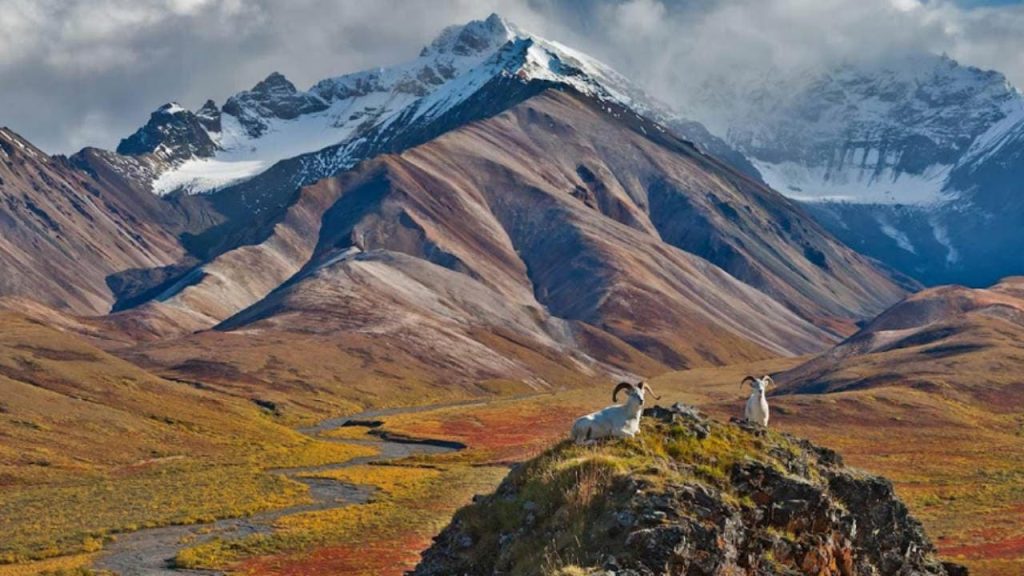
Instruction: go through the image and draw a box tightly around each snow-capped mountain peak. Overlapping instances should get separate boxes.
[113,13,718,197]
[157,102,188,116]
[684,52,1023,206]
[221,72,329,138]
[678,51,1024,287]
[420,12,517,58]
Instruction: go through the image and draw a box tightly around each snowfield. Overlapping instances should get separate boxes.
[755,158,954,205]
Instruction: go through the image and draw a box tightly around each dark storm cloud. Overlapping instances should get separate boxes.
[1,0,1022,153]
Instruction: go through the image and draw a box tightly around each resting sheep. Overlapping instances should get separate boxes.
[741,375,772,427]
[570,381,660,443]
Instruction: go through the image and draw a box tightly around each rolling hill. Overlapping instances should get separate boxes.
[776,276,1024,408]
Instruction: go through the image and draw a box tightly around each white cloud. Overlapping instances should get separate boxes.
[0,0,1021,153]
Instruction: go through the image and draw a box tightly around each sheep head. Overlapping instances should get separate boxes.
[613,381,661,404]
[741,375,772,394]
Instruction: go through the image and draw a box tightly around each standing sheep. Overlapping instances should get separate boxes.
[741,375,772,427]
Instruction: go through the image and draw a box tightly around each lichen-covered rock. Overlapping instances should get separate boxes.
[412,405,964,576]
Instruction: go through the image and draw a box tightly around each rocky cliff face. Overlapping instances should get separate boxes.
[413,405,964,576]
[117,102,221,161]
[222,72,330,138]
[687,54,1019,206]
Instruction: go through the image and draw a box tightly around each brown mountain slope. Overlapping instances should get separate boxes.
[116,89,911,391]
[0,310,320,479]
[215,143,828,368]
[404,89,911,333]
[480,91,913,335]
[107,166,356,340]
[154,89,907,336]
[776,276,1024,409]
[0,128,187,315]
[139,91,851,371]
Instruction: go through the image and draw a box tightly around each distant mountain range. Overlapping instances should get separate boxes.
[0,14,911,390]
[682,53,1024,286]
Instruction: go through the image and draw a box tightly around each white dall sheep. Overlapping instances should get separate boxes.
[741,375,772,427]
[570,381,660,443]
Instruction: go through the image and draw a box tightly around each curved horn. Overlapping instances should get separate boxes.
[613,382,633,403]
[740,376,757,390]
[642,381,662,400]
[762,375,775,388]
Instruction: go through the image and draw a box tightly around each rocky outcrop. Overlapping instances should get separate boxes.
[413,405,964,576]
[116,102,220,161]
[222,72,329,138]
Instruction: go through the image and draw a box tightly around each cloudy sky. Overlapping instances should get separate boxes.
[2,0,1023,153]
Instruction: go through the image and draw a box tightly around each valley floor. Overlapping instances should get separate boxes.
[2,358,1022,576]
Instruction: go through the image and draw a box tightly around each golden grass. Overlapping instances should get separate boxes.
[5,462,255,562]
[0,427,374,563]
[0,434,376,562]
[254,437,377,469]
[3,301,1021,575]
[0,312,380,565]
[0,554,97,576]
[175,463,507,574]
[298,464,442,497]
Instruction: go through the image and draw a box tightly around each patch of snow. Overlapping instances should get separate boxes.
[876,216,916,254]
[929,217,959,265]
[159,102,187,115]
[755,158,953,205]
[959,98,1024,169]
[315,247,364,272]
[152,157,270,195]
[8,133,40,160]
